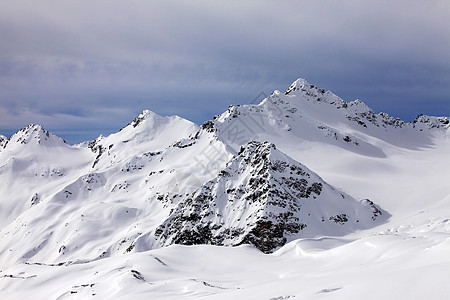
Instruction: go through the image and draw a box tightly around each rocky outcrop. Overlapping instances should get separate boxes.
[153,141,387,253]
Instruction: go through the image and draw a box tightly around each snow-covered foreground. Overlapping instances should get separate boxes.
[2,227,449,299]
[1,78,449,299]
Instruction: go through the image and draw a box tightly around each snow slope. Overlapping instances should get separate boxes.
[1,78,449,299]
[0,112,232,270]
[154,141,386,253]
[0,125,94,228]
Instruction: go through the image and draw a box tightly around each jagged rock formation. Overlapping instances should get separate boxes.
[154,141,387,253]
[0,134,7,150]
[413,114,450,129]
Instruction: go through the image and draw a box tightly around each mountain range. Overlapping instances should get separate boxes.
[1,78,449,299]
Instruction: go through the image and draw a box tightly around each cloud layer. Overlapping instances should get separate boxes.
[1,0,450,143]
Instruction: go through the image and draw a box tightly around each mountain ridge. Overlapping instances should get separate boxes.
[1,77,449,299]
[1,78,448,150]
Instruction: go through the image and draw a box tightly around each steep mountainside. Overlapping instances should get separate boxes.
[0,78,449,299]
[0,125,93,228]
[0,113,230,268]
[154,141,386,253]
[211,78,449,158]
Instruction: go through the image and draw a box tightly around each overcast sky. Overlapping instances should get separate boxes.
[1,0,450,144]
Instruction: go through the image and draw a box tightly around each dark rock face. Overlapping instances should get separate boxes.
[130,111,149,128]
[201,120,215,133]
[330,214,349,224]
[413,115,450,129]
[0,135,8,149]
[88,140,105,168]
[153,141,386,253]
[240,220,286,253]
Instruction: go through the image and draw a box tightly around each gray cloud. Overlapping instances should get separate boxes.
[1,0,449,143]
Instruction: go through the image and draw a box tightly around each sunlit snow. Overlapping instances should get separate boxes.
[1,78,449,299]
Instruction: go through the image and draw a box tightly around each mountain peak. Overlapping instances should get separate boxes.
[283,78,331,102]
[347,99,374,113]
[5,124,66,149]
[154,140,387,253]
[116,109,198,140]
[292,77,310,87]
[284,78,310,95]
[122,109,192,132]
[88,109,199,169]
[128,109,161,128]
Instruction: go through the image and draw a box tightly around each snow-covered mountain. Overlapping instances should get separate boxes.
[0,124,93,229]
[154,141,386,253]
[86,109,201,168]
[212,78,448,157]
[1,78,449,299]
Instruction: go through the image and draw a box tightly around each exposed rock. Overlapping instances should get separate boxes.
[154,141,387,253]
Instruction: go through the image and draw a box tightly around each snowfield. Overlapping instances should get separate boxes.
[1,78,449,299]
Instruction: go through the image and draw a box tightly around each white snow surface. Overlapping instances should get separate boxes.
[1,78,449,299]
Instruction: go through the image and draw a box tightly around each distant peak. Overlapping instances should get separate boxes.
[122,110,192,133]
[7,124,66,147]
[18,124,49,136]
[138,109,159,119]
[25,123,44,131]
[284,78,327,96]
[292,77,310,87]
[128,109,161,129]
[140,109,155,117]
[284,78,309,95]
